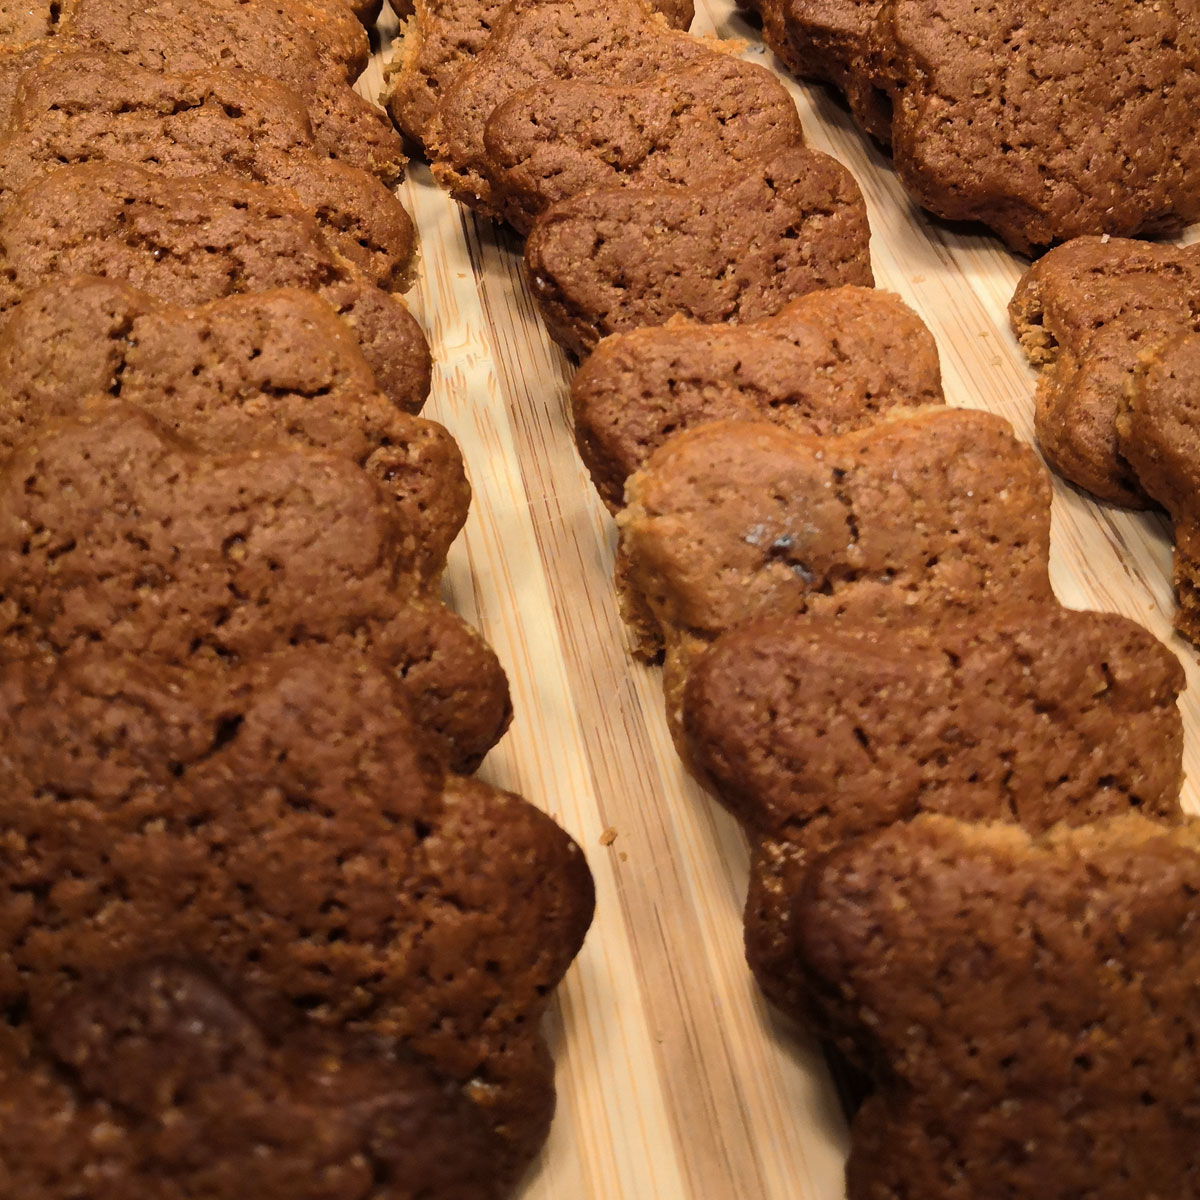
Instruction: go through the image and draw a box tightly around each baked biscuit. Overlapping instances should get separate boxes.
[617,408,1052,733]
[1010,237,1200,507]
[798,814,1200,1199]
[480,55,804,232]
[0,277,461,571]
[0,644,593,1181]
[426,0,719,211]
[684,605,1184,1023]
[385,0,695,150]
[1,960,503,1199]
[0,0,58,42]
[0,163,431,415]
[571,286,942,510]
[0,54,417,290]
[525,144,872,358]
[870,0,1200,252]
[0,405,510,771]
[1117,332,1200,645]
[2,0,403,182]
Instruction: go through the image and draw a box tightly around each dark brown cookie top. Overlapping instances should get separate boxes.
[0,163,431,414]
[571,286,942,510]
[0,405,509,770]
[525,144,872,358]
[0,276,463,573]
[0,645,593,1181]
[9,0,404,182]
[0,959,505,1200]
[617,409,1052,730]
[871,0,1200,252]
[0,54,417,290]
[686,605,1184,1027]
[482,54,805,232]
[0,0,58,42]
[426,0,718,211]
[1010,237,1200,507]
[798,813,1200,1200]
[385,0,695,150]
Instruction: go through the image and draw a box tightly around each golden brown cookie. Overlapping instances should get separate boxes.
[0,405,509,771]
[571,286,941,510]
[1010,237,1200,507]
[481,54,805,232]
[525,144,872,358]
[0,643,593,1184]
[385,0,695,150]
[0,54,417,290]
[684,605,1184,1025]
[0,163,431,415]
[617,408,1052,736]
[799,814,1200,1199]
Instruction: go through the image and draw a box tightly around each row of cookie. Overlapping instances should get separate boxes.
[386,0,873,357]
[1011,236,1200,647]
[746,0,1200,253]
[574,286,1198,1192]
[0,0,593,1194]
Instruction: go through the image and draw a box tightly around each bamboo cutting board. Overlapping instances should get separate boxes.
[358,7,1200,1197]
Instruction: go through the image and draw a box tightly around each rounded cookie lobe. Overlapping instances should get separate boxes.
[525,144,873,358]
[570,286,942,510]
[0,163,431,414]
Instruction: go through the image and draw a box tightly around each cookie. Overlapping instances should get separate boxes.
[616,408,1052,733]
[1117,332,1200,645]
[385,0,695,150]
[683,604,1184,1023]
[4,0,404,182]
[1010,236,1200,507]
[571,286,942,510]
[0,405,510,771]
[0,0,58,42]
[0,643,593,1181]
[425,0,720,211]
[867,0,1200,252]
[0,163,431,416]
[525,144,872,358]
[479,54,804,233]
[0,54,417,290]
[0,277,461,572]
[0,959,504,1199]
[798,813,1200,1199]
[756,0,892,141]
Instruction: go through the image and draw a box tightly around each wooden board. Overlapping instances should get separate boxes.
[358,7,1200,1197]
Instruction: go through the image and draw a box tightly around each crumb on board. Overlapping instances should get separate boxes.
[599,827,618,846]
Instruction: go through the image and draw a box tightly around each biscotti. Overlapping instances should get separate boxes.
[616,408,1052,732]
[798,814,1200,1199]
[0,54,417,289]
[525,144,872,357]
[0,642,593,1184]
[0,163,431,414]
[0,405,510,771]
[0,277,461,572]
[1010,236,1200,506]
[386,0,696,149]
[426,0,720,212]
[1,0,403,181]
[480,54,805,232]
[684,605,1184,1025]
[571,286,942,510]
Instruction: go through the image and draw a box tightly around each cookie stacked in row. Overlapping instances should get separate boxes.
[597,294,1200,1189]
[1011,236,1200,648]
[0,2,593,1195]
[386,0,873,356]
[747,0,1200,252]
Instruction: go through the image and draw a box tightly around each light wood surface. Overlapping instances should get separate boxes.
[359,7,1200,1197]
